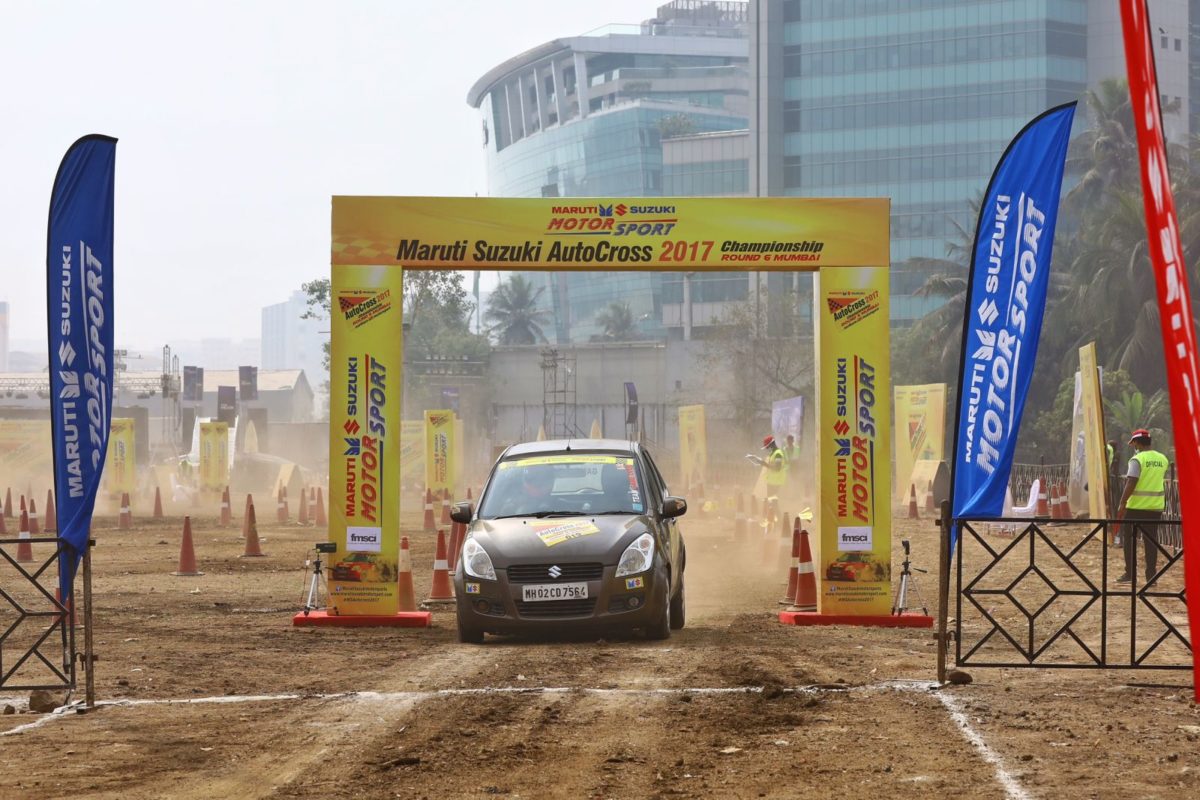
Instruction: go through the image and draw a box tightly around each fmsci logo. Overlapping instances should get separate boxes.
[346,526,382,553]
[837,526,873,552]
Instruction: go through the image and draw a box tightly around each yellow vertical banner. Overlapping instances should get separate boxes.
[198,421,229,492]
[400,420,425,492]
[892,384,946,504]
[105,418,136,496]
[677,405,707,492]
[328,263,403,616]
[425,410,455,496]
[453,415,464,497]
[815,267,892,616]
[1079,343,1109,518]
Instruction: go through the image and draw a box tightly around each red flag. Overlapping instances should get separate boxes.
[1121,0,1200,698]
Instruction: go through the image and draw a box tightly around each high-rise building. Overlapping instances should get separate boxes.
[750,0,1195,324]
[468,0,753,342]
[261,290,325,389]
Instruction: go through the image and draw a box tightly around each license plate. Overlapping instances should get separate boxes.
[521,582,589,602]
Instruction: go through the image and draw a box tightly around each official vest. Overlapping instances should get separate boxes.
[1128,449,1167,511]
[1106,444,1114,470]
[765,448,789,487]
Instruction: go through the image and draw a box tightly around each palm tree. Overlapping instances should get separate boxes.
[486,274,552,345]
[1107,389,1170,445]
[594,301,639,341]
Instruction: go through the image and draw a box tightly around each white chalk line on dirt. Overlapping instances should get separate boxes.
[935,691,1033,800]
[0,678,1036,799]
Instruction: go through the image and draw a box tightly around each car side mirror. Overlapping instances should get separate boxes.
[661,496,687,518]
[450,501,474,524]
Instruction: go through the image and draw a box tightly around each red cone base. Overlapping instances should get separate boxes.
[778,611,933,628]
[292,609,431,627]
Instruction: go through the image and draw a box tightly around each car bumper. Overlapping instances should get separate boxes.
[453,562,668,635]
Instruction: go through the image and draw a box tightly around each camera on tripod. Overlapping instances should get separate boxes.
[314,541,337,554]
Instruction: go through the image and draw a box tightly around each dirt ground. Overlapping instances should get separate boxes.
[0,501,1196,799]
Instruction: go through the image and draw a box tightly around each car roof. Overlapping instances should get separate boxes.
[502,438,640,458]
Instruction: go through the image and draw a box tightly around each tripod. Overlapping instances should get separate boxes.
[301,543,335,616]
[891,539,929,616]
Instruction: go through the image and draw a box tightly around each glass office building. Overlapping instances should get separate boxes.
[468,1,752,343]
[751,0,1194,325]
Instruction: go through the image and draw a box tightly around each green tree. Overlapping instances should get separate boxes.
[594,301,639,341]
[486,274,552,345]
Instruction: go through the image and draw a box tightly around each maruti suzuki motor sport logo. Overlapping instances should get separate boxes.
[343,353,388,524]
[546,204,678,237]
[833,355,878,524]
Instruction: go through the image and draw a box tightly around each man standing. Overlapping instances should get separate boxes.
[1117,429,1169,583]
[749,434,789,501]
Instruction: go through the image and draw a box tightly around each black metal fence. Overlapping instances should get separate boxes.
[0,536,76,691]
[955,517,1190,670]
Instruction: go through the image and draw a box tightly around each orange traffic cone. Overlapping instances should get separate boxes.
[1049,482,1062,520]
[298,485,310,525]
[397,536,417,612]
[789,528,818,612]
[907,484,920,519]
[314,487,327,527]
[3,487,11,518]
[28,497,40,536]
[217,486,229,527]
[242,493,253,538]
[152,486,164,519]
[242,501,266,557]
[1060,482,1074,519]
[55,587,75,627]
[171,516,204,576]
[16,508,33,563]
[282,486,290,521]
[119,492,132,530]
[440,489,451,525]
[276,486,287,524]
[422,488,436,532]
[0,507,7,535]
[44,490,56,533]
[734,493,746,542]
[1035,477,1050,518]
[782,520,800,605]
[924,480,936,513]
[425,529,454,603]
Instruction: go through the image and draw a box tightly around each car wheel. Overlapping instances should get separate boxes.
[669,573,685,630]
[645,580,671,641]
[456,616,485,644]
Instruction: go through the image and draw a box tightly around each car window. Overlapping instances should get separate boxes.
[640,449,670,501]
[478,453,646,519]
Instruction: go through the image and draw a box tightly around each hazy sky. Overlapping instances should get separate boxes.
[1,0,658,350]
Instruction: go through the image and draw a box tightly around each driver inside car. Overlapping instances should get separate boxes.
[521,465,555,499]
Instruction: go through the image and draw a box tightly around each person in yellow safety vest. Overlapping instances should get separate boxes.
[1116,429,1168,583]
[760,434,789,490]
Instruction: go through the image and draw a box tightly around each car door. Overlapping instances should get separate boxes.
[640,449,681,573]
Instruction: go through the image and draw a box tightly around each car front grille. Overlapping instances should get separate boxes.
[515,598,597,618]
[506,563,605,583]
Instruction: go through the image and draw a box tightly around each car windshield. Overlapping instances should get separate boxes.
[839,553,867,563]
[478,453,645,520]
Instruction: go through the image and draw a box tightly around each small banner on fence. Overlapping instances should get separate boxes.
[893,384,945,504]
[678,405,707,494]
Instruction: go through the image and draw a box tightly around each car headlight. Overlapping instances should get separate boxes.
[462,538,496,581]
[615,532,655,577]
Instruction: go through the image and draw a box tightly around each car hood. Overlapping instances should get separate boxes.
[468,515,652,566]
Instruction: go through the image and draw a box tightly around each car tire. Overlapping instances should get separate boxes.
[645,580,671,641]
[669,573,685,630]
[456,617,485,644]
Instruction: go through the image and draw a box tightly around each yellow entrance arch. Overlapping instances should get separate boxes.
[329,197,891,619]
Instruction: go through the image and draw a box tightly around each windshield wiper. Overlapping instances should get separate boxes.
[588,510,635,515]
[487,511,580,520]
